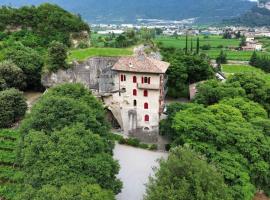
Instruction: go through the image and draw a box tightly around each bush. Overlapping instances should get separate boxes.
[0,88,27,128]
[201,44,211,50]
[47,41,68,72]
[0,60,26,90]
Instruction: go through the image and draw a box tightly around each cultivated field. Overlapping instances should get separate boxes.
[221,64,264,74]
[155,35,270,61]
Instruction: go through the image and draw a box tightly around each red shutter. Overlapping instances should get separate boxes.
[148,77,151,84]
[133,89,137,96]
[141,77,144,84]
[121,75,123,82]
[144,103,148,109]
[145,115,149,122]
[144,90,148,97]
[124,75,126,81]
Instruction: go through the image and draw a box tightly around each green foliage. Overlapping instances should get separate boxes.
[20,83,109,137]
[4,45,44,90]
[0,4,90,46]
[166,100,270,199]
[0,88,27,128]
[161,47,214,98]
[249,51,270,73]
[0,60,26,90]
[16,183,115,200]
[20,124,122,194]
[194,79,245,105]
[145,147,233,200]
[216,50,228,65]
[47,41,68,72]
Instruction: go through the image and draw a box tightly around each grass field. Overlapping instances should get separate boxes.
[155,35,270,61]
[221,64,264,74]
[68,47,133,62]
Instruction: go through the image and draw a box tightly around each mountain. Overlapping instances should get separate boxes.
[0,0,256,24]
[227,0,270,26]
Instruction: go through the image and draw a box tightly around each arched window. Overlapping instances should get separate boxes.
[144,103,148,109]
[144,90,148,97]
[133,100,137,106]
[133,76,137,83]
[145,115,149,122]
[133,89,137,96]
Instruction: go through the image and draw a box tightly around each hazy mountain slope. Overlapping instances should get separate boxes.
[0,0,256,24]
[227,0,270,26]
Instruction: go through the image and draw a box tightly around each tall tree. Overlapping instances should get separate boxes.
[196,37,200,54]
[145,147,233,200]
[185,32,188,54]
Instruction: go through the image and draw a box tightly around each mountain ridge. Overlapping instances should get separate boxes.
[0,0,255,24]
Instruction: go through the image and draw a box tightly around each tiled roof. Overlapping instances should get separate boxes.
[112,54,170,74]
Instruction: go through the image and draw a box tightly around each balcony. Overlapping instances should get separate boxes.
[137,83,160,90]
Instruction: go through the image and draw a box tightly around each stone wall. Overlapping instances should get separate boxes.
[42,57,119,93]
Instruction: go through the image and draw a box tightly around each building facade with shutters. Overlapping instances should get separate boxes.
[103,54,169,142]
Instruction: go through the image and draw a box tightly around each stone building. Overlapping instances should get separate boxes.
[103,53,170,142]
[42,54,170,143]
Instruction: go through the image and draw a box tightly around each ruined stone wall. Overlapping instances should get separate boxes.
[42,57,119,93]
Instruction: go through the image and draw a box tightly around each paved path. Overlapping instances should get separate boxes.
[114,144,168,200]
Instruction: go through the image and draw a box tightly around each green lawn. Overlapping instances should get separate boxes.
[221,64,264,74]
[68,47,133,62]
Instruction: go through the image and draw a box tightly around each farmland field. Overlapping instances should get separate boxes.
[68,47,133,62]
[155,35,270,61]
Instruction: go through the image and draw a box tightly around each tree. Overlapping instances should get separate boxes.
[5,45,44,90]
[216,50,227,65]
[240,36,247,47]
[0,88,27,128]
[47,41,68,72]
[17,183,115,200]
[194,79,245,105]
[249,51,257,66]
[185,32,188,54]
[0,60,26,90]
[196,37,200,54]
[20,125,122,194]
[145,147,233,200]
[0,78,7,91]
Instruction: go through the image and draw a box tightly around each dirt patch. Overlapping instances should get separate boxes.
[23,91,43,110]
[254,192,270,200]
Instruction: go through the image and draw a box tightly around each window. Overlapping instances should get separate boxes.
[144,77,148,84]
[120,74,126,82]
[141,77,144,84]
[133,100,137,106]
[133,89,137,96]
[133,76,137,83]
[144,103,149,109]
[148,77,151,84]
[144,90,148,97]
[145,115,149,122]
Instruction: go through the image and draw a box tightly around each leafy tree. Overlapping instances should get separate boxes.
[0,60,26,90]
[194,79,245,105]
[0,78,7,91]
[0,88,27,128]
[249,51,257,66]
[161,48,214,98]
[145,147,233,200]
[17,183,115,200]
[5,45,44,90]
[20,125,122,194]
[216,50,227,65]
[168,102,270,199]
[47,41,68,72]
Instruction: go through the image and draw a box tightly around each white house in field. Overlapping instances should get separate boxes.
[103,53,169,142]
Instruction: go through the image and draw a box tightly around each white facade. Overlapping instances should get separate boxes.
[106,72,166,135]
